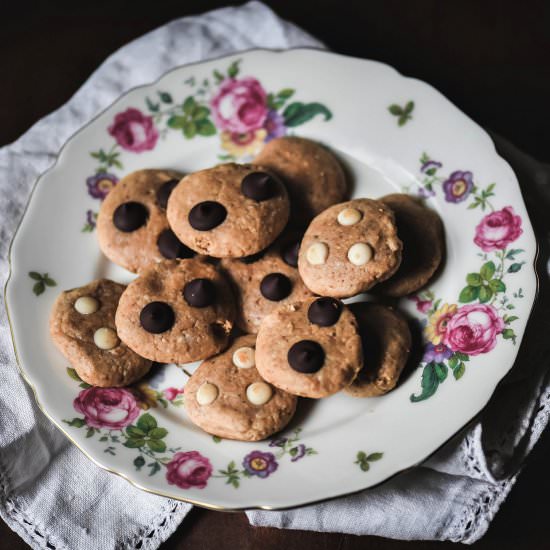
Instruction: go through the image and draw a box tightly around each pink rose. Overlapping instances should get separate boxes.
[73,387,140,429]
[443,304,504,356]
[164,387,184,401]
[108,108,159,152]
[409,295,432,314]
[474,206,522,252]
[166,451,212,489]
[211,77,268,134]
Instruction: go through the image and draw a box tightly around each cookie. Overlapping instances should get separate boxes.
[97,169,195,273]
[344,302,411,397]
[50,279,152,387]
[221,233,314,333]
[166,163,289,258]
[184,335,297,441]
[255,297,362,398]
[115,259,235,364]
[298,199,402,298]
[374,193,445,297]
[253,136,348,223]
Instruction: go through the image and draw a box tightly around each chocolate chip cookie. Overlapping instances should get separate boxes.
[50,279,152,387]
[254,136,348,224]
[184,334,297,441]
[115,259,235,364]
[298,199,402,298]
[374,193,445,297]
[221,232,313,333]
[97,169,194,273]
[345,302,411,397]
[166,163,289,258]
[255,297,362,398]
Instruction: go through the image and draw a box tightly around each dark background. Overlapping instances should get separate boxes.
[2,1,550,548]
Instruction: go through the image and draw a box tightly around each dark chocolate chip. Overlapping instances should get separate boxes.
[307,297,343,327]
[156,179,179,209]
[157,229,195,259]
[241,172,278,201]
[140,302,175,334]
[239,250,266,264]
[183,278,216,308]
[281,240,301,267]
[188,201,227,231]
[260,273,292,301]
[113,202,148,232]
[287,340,325,373]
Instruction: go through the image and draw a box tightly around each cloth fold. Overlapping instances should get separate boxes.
[1,2,548,548]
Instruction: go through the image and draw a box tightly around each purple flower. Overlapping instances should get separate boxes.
[442,171,474,203]
[85,210,97,229]
[423,343,453,363]
[268,437,287,448]
[86,172,118,200]
[421,160,442,174]
[263,109,286,142]
[290,444,306,462]
[417,186,436,199]
[242,451,278,478]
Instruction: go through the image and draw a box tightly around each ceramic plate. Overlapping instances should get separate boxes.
[5,49,537,510]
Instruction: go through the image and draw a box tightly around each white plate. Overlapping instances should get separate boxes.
[5,49,537,510]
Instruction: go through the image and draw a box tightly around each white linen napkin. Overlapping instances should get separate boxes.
[1,2,548,548]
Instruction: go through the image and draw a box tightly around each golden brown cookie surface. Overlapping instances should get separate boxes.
[184,335,297,441]
[50,279,152,387]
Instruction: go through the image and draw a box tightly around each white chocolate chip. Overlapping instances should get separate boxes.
[74,296,99,314]
[337,207,362,226]
[197,382,218,405]
[306,242,329,265]
[232,347,256,369]
[93,327,119,350]
[347,243,373,266]
[246,382,273,406]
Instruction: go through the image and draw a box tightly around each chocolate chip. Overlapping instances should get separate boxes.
[281,240,300,267]
[260,273,292,301]
[287,340,325,373]
[156,179,179,209]
[307,297,343,327]
[188,201,227,231]
[113,202,148,232]
[241,172,278,201]
[183,278,216,308]
[239,250,266,264]
[157,229,195,259]
[140,302,175,334]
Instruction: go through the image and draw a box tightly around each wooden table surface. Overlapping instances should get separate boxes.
[2,1,549,548]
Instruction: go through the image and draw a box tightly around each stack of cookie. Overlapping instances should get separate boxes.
[50,136,444,441]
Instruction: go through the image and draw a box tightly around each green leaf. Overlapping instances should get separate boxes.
[367,452,383,461]
[459,285,479,303]
[466,273,482,287]
[398,115,410,126]
[79,382,92,389]
[453,362,466,380]
[506,248,524,260]
[90,151,101,159]
[33,281,45,296]
[356,451,367,461]
[486,182,496,193]
[454,352,470,362]
[133,456,146,470]
[183,120,197,139]
[480,261,496,280]
[192,106,210,120]
[167,115,186,129]
[505,315,519,324]
[212,435,221,443]
[277,88,295,99]
[28,271,42,280]
[149,427,168,440]
[213,69,224,83]
[448,356,459,369]
[388,104,403,115]
[44,276,56,287]
[289,447,298,456]
[283,102,332,127]
[478,285,493,303]
[148,462,161,476]
[146,439,167,453]
[99,436,108,442]
[489,279,506,293]
[182,96,197,115]
[404,101,415,114]
[410,363,439,402]
[66,367,82,382]
[124,438,145,449]
[468,201,480,209]
[86,428,95,438]
[434,362,448,382]
[508,262,524,273]
[195,119,216,136]
[502,328,516,342]
[158,91,173,103]
[64,417,86,428]
[126,426,146,438]
[137,413,157,432]
[425,167,437,176]
[360,461,370,471]
[145,97,160,112]
[227,60,240,78]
